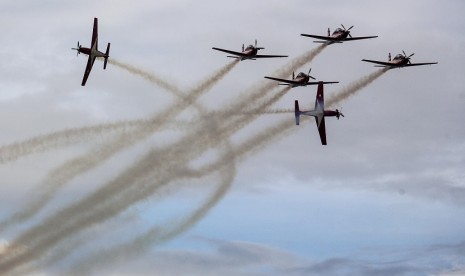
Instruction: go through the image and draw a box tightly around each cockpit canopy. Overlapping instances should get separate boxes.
[333,28,344,33]
[246,45,254,49]
[394,54,404,60]
[296,72,306,78]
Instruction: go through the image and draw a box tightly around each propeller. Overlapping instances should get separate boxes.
[327,27,330,36]
[402,50,415,63]
[341,24,354,38]
[336,108,344,120]
[71,41,81,56]
[242,44,244,52]
[341,24,354,31]
[292,71,295,80]
[308,68,316,80]
[255,39,265,50]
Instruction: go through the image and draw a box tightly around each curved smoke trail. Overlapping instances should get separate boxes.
[0,60,239,234]
[0,120,144,165]
[62,68,391,273]
[0,46,326,274]
[66,123,238,275]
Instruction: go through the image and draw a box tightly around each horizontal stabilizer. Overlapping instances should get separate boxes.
[103,43,110,69]
[294,100,300,125]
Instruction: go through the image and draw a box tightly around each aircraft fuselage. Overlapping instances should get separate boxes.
[330,30,349,40]
[240,46,259,59]
[389,58,409,66]
[77,43,107,58]
[291,76,310,87]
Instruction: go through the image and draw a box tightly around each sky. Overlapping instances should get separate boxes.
[0,0,464,275]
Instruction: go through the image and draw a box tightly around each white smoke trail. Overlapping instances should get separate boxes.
[0,86,290,274]
[0,47,325,273]
[62,68,391,273]
[327,68,389,107]
[0,60,239,235]
[108,59,183,97]
[66,142,237,275]
[0,57,224,166]
[242,108,294,115]
[0,120,144,165]
[0,58,243,273]
[242,68,389,115]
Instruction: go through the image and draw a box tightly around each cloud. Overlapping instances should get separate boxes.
[73,238,465,276]
[1,0,464,275]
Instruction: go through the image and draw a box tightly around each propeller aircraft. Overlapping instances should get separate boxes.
[72,17,110,86]
[295,82,344,145]
[301,24,377,45]
[212,40,287,61]
[264,68,339,88]
[362,51,438,68]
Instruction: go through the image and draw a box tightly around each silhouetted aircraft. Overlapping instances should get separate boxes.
[362,51,438,68]
[212,40,287,61]
[301,24,377,45]
[295,82,344,145]
[265,68,338,88]
[72,18,110,86]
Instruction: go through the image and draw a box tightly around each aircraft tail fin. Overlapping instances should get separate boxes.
[295,100,301,125]
[103,43,110,69]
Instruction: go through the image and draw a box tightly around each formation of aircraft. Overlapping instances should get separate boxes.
[72,18,110,86]
[362,51,438,68]
[301,24,378,45]
[71,20,437,146]
[212,40,288,61]
[264,68,339,88]
[295,82,343,145]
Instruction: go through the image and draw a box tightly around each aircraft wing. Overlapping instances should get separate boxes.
[361,59,394,67]
[402,62,438,67]
[81,56,96,86]
[264,76,298,85]
[254,54,288,59]
[307,81,339,85]
[212,47,247,57]
[315,117,327,145]
[300,34,339,42]
[343,35,378,41]
[92,18,98,49]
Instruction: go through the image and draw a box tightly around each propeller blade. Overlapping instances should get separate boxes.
[255,39,257,48]
[307,68,316,80]
[408,53,415,58]
[348,25,354,30]
[341,24,346,30]
[348,33,352,38]
[402,50,407,57]
[72,41,80,56]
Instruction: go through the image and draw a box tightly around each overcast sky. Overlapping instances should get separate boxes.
[1,0,465,275]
